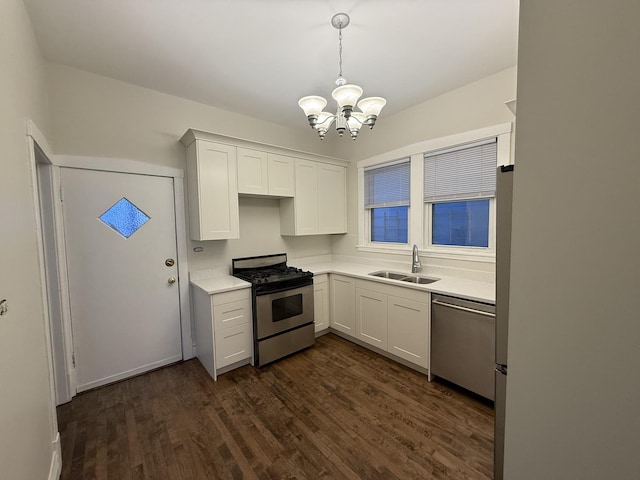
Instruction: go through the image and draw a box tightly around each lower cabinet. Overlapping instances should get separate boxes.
[354,279,430,369]
[313,274,330,333]
[330,274,356,335]
[387,295,429,368]
[355,288,388,350]
[192,286,252,380]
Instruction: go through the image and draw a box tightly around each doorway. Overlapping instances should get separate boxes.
[36,154,192,403]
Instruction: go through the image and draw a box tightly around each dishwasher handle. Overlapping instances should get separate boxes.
[432,299,496,318]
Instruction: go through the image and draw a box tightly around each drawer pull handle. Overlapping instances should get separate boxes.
[224,331,244,339]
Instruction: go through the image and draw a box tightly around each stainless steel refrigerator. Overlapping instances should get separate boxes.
[494,164,514,480]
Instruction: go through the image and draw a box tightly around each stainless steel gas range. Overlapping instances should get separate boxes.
[232,253,315,366]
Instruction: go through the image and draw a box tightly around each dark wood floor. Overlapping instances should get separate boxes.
[57,333,494,480]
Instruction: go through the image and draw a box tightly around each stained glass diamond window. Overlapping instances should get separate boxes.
[99,197,150,238]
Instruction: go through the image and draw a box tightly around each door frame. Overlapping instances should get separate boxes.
[29,121,193,403]
[26,120,63,478]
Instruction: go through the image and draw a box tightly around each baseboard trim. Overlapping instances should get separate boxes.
[328,328,429,376]
[48,432,62,480]
[76,354,183,392]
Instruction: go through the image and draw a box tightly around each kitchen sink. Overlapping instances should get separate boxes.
[401,276,439,284]
[368,271,440,285]
[368,271,407,280]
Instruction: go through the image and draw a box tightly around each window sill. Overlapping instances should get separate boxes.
[424,247,495,263]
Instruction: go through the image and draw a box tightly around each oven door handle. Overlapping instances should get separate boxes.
[256,281,313,296]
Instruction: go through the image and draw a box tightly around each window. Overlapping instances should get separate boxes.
[424,140,497,249]
[432,199,490,247]
[364,161,410,244]
[356,123,511,258]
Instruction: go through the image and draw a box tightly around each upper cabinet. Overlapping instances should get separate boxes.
[280,159,347,236]
[182,136,239,241]
[267,154,295,197]
[317,163,347,234]
[181,129,347,239]
[237,148,294,197]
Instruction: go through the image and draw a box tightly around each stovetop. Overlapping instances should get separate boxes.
[233,265,311,285]
[231,253,313,292]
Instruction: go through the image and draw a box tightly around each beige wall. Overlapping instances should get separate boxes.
[0,1,58,478]
[331,67,517,277]
[46,64,337,270]
[505,1,640,478]
[46,63,517,274]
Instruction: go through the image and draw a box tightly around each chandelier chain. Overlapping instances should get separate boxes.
[338,23,343,80]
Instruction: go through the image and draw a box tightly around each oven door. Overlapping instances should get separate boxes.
[255,284,314,340]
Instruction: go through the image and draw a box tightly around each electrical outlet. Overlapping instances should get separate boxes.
[0,299,7,316]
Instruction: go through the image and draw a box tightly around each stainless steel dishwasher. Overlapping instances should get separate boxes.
[431,294,496,400]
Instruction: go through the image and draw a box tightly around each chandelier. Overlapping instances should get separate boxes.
[298,13,387,140]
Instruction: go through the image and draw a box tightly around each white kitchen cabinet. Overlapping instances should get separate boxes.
[313,274,330,333]
[280,160,347,236]
[355,287,388,350]
[317,163,347,234]
[192,286,252,380]
[348,278,430,369]
[388,295,429,368]
[280,159,318,235]
[330,274,356,335]
[268,153,295,197]
[237,147,268,195]
[237,148,294,197]
[183,139,239,240]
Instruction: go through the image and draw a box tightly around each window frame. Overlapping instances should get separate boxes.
[424,196,496,259]
[357,123,512,261]
[362,158,412,247]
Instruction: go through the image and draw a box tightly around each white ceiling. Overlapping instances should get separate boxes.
[23,0,519,129]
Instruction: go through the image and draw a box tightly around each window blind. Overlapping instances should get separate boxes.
[364,160,410,209]
[423,139,497,202]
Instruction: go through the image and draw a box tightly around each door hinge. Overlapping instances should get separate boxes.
[59,184,64,203]
[72,353,76,368]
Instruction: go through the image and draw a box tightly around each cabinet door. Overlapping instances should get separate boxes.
[387,295,429,368]
[330,275,355,335]
[313,275,329,332]
[268,154,295,197]
[215,323,252,369]
[237,148,268,195]
[187,140,239,240]
[356,288,388,350]
[293,159,319,235]
[317,163,347,234]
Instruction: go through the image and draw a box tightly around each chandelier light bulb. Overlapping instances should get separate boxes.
[298,96,328,127]
[331,84,364,118]
[357,97,387,128]
[314,112,336,140]
[348,112,366,139]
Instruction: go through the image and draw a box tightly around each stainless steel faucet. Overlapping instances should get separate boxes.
[411,244,422,273]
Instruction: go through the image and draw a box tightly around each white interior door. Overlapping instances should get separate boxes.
[61,168,182,392]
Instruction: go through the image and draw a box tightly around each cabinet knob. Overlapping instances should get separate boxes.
[168,277,176,285]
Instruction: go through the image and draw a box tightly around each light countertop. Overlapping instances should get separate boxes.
[190,259,494,304]
[189,268,251,295]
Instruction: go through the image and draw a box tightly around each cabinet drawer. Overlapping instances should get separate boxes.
[215,323,252,369]
[213,298,251,330]
[212,288,250,306]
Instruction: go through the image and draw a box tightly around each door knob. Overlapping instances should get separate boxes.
[165,258,175,267]
[168,277,176,285]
